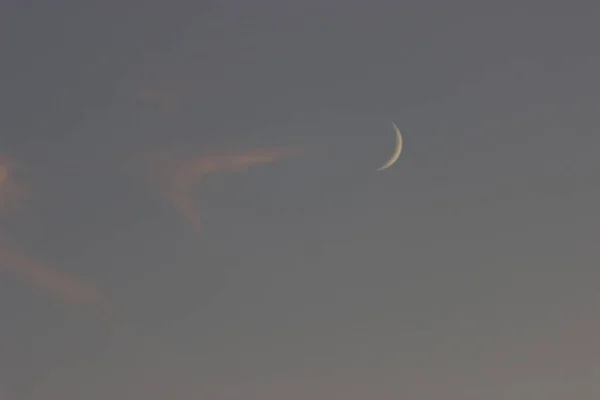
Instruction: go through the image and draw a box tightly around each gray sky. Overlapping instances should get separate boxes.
[1,1,600,399]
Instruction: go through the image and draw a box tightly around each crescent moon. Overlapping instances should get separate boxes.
[377,122,403,171]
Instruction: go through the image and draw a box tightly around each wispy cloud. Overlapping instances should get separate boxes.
[0,155,113,319]
[0,240,113,319]
[133,146,302,233]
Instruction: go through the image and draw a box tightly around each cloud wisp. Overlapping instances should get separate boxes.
[0,155,113,320]
[134,146,302,233]
[0,240,113,319]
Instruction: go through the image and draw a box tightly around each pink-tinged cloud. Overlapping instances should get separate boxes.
[0,156,112,319]
[134,146,302,233]
[0,240,113,319]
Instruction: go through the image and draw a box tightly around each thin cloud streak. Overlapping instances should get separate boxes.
[135,146,302,233]
[0,155,113,320]
[0,241,113,319]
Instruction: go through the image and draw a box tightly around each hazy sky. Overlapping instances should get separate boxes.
[1,1,600,399]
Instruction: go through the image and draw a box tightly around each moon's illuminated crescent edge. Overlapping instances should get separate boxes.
[377,123,403,171]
